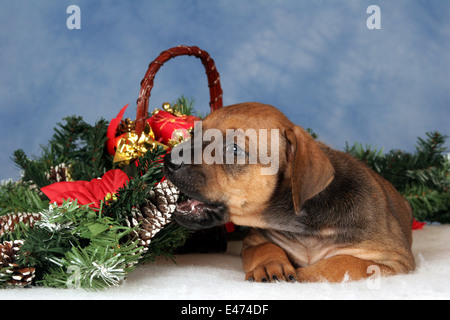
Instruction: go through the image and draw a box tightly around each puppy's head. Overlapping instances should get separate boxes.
[163,102,334,230]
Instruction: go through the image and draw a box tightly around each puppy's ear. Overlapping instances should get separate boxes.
[285,126,334,215]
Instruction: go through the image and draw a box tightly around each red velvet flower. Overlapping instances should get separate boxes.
[41,169,129,208]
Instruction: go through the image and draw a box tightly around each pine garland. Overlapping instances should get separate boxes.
[1,150,189,289]
[33,201,143,289]
[346,131,449,223]
[0,182,48,215]
[12,116,112,189]
[0,98,195,290]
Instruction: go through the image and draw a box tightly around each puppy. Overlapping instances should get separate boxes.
[164,102,415,283]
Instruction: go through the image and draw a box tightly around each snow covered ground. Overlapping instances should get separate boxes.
[1,225,449,300]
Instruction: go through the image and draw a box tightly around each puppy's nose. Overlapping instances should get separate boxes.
[164,152,185,174]
[167,159,184,171]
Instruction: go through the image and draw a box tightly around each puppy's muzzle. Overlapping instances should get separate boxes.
[163,152,228,230]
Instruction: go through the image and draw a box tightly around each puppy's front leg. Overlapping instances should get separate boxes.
[242,242,297,282]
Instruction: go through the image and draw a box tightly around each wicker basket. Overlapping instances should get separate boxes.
[134,45,223,136]
[133,46,229,252]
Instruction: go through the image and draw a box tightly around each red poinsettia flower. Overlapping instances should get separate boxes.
[41,169,129,208]
[106,104,129,155]
[412,218,426,230]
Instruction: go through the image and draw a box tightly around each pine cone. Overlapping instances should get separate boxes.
[150,179,180,214]
[45,163,72,183]
[0,212,42,237]
[116,118,136,136]
[126,180,179,249]
[0,240,35,287]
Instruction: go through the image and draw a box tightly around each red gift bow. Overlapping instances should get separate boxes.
[147,110,200,145]
[106,105,200,155]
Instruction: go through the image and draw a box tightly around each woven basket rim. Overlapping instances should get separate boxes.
[135,45,223,136]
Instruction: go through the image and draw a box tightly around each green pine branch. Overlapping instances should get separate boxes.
[69,118,112,181]
[0,181,48,216]
[347,131,449,222]
[42,243,140,290]
[12,149,50,189]
[12,116,112,189]
[104,146,166,222]
[140,222,191,264]
[345,142,385,174]
[172,95,196,116]
[404,184,450,223]
[13,200,144,289]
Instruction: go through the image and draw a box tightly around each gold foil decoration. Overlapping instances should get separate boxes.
[113,123,167,165]
[162,102,183,117]
[167,128,192,148]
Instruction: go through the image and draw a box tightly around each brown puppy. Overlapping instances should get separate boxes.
[164,102,415,283]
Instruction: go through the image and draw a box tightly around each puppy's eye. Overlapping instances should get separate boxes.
[225,143,245,157]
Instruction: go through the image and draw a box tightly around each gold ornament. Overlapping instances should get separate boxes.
[162,102,183,117]
[167,128,192,148]
[113,123,167,165]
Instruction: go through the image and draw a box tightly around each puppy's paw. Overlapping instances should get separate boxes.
[245,261,297,283]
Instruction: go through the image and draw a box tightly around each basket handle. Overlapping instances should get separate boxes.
[135,45,223,136]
